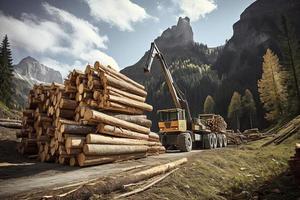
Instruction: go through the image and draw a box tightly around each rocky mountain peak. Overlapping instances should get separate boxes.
[155,16,194,48]
[14,56,63,84]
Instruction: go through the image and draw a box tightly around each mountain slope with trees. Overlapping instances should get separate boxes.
[121,0,300,131]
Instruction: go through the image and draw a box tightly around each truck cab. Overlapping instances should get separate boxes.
[158,108,187,133]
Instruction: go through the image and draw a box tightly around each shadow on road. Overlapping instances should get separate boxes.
[0,139,78,179]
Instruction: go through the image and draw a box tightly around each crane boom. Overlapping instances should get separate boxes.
[144,42,192,122]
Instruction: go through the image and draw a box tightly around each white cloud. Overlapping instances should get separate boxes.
[85,0,155,31]
[0,3,119,77]
[177,0,217,22]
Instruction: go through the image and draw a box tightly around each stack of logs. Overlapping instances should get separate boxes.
[289,143,300,183]
[202,114,227,133]
[17,61,165,167]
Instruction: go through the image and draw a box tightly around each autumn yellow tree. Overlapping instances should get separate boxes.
[203,95,215,114]
[242,89,256,128]
[227,91,242,131]
[258,49,288,121]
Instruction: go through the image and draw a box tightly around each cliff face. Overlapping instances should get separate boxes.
[155,17,194,48]
[215,0,300,76]
[121,17,221,83]
[213,0,300,128]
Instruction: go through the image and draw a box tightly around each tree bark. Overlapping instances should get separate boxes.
[60,123,96,134]
[71,158,187,194]
[59,99,77,110]
[103,113,152,128]
[102,73,147,97]
[77,152,146,167]
[106,86,146,102]
[84,109,150,134]
[86,134,157,146]
[106,94,152,112]
[83,144,148,156]
[97,124,149,140]
[95,61,145,90]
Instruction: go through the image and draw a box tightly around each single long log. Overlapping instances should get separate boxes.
[98,124,149,140]
[104,101,144,115]
[95,61,145,90]
[60,123,96,134]
[107,94,152,112]
[102,73,147,97]
[107,86,145,102]
[84,109,150,134]
[103,113,152,128]
[70,158,187,196]
[0,118,22,123]
[83,144,148,156]
[149,132,159,139]
[77,152,146,167]
[0,121,22,129]
[86,134,157,146]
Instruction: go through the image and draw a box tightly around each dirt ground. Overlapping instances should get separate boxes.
[1,126,299,200]
[0,127,201,198]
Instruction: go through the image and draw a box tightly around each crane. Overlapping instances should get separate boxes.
[144,42,228,152]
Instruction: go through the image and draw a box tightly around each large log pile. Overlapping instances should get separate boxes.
[17,62,165,166]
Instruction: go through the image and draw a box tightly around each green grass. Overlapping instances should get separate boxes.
[124,133,300,200]
[0,100,21,119]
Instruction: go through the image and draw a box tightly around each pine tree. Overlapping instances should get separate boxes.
[0,35,14,106]
[258,49,288,121]
[242,89,256,128]
[227,91,242,131]
[203,95,215,114]
[280,16,300,114]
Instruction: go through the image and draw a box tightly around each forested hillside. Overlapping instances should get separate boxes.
[122,0,300,131]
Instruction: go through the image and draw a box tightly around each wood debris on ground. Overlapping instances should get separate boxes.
[43,158,187,199]
[224,128,268,145]
[262,115,300,147]
[0,118,22,129]
[16,61,165,166]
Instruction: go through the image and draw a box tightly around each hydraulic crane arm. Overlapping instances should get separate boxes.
[144,42,192,122]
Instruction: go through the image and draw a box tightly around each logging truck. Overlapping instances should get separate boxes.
[144,42,227,152]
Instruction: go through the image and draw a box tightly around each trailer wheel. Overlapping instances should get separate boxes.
[178,132,192,152]
[203,133,214,149]
[222,134,227,147]
[217,134,223,148]
[160,134,170,150]
[212,133,217,149]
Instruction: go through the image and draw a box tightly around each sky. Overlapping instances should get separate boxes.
[0,0,255,77]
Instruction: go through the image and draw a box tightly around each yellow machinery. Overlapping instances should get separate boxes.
[144,42,227,152]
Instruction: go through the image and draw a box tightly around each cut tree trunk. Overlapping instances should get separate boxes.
[97,124,149,140]
[77,152,146,167]
[95,61,145,90]
[103,114,151,128]
[84,109,150,134]
[60,124,96,134]
[102,73,147,97]
[83,144,148,156]
[86,134,156,146]
[106,94,152,112]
